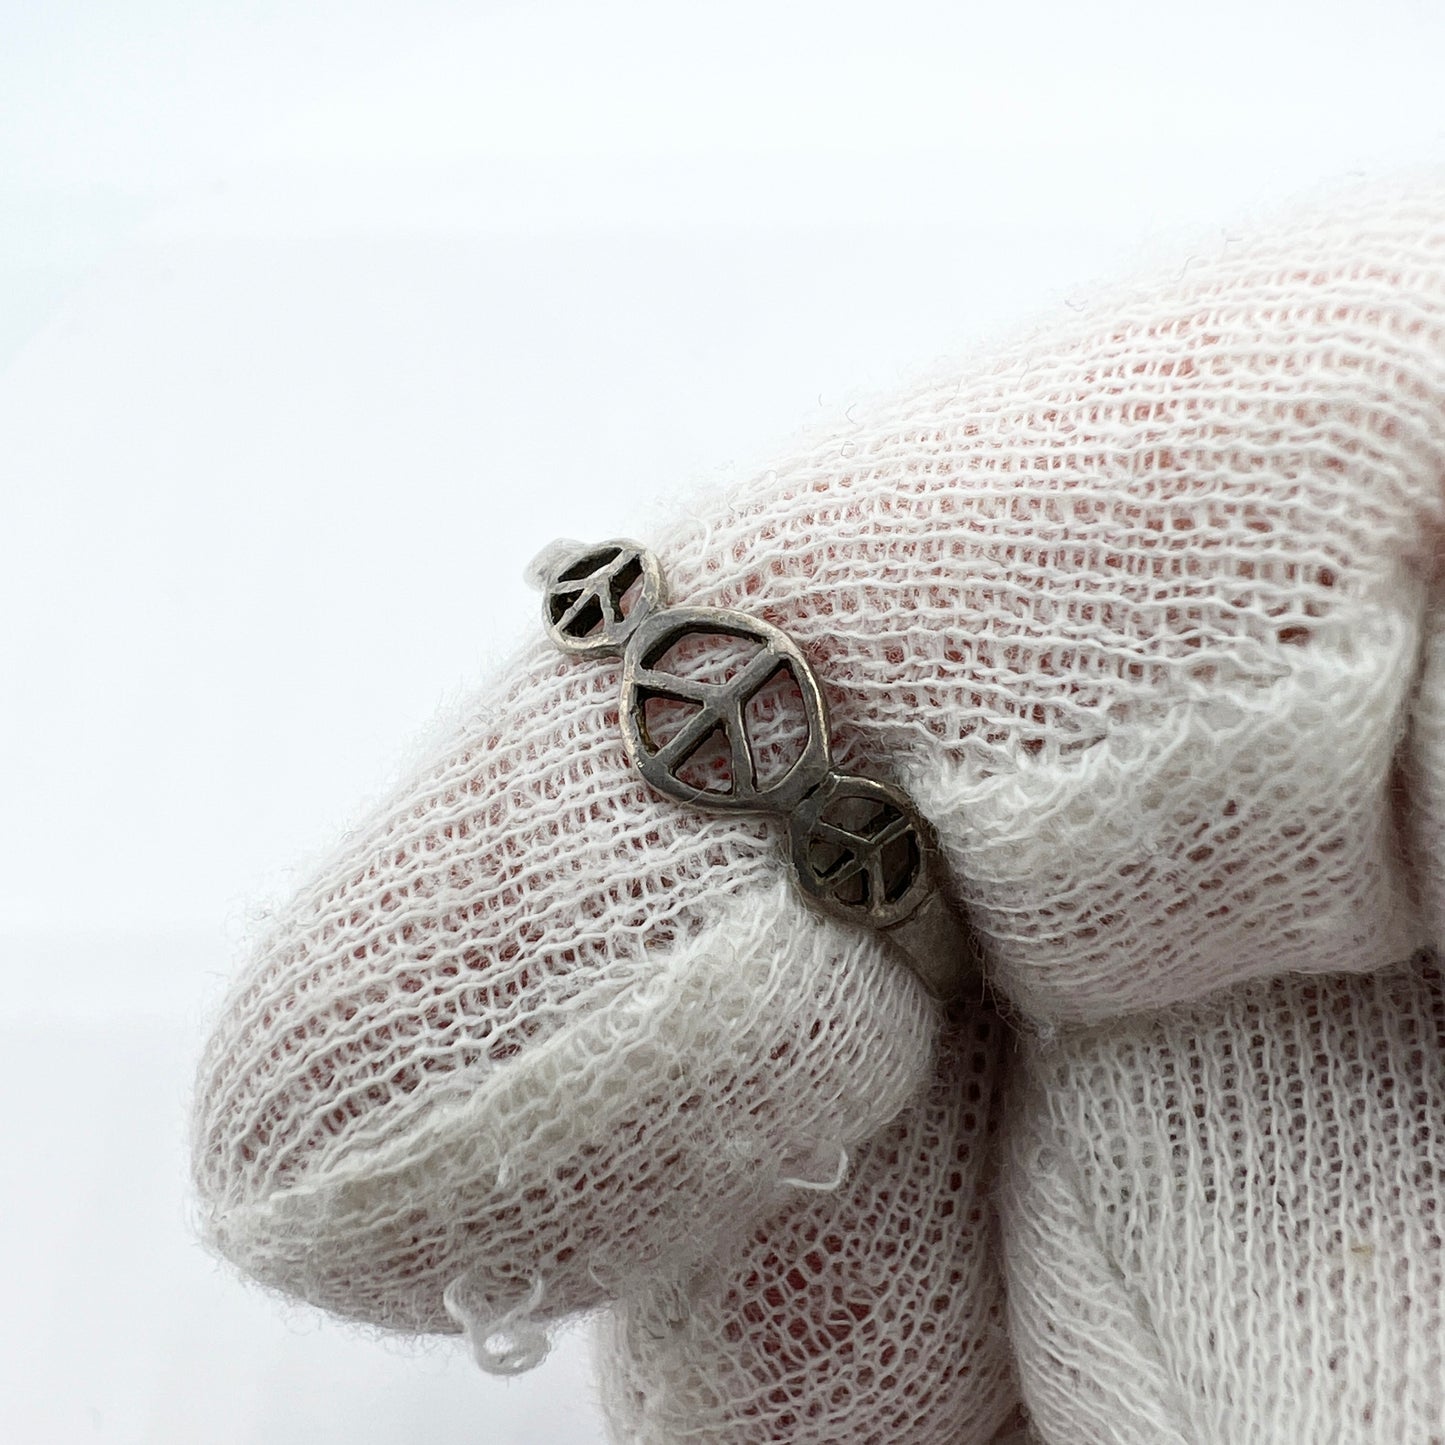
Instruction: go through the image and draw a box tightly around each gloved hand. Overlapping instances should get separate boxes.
[190,174,1445,1443]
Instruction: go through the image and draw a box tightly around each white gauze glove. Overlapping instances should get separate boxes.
[191,173,1445,1443]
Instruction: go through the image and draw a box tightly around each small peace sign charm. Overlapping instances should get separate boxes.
[788,772,937,929]
[535,540,666,658]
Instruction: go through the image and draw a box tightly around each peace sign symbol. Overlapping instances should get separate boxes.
[789,772,935,928]
[619,608,833,812]
[539,540,666,657]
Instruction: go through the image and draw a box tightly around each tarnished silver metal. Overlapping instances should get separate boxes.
[787,771,935,929]
[528,538,978,1002]
[538,539,666,658]
[619,607,832,813]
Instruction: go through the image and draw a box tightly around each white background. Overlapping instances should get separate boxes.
[3,3,1444,1442]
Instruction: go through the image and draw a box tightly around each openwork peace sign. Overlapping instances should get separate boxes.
[618,609,831,813]
[541,541,666,658]
[789,773,935,930]
[532,538,973,1000]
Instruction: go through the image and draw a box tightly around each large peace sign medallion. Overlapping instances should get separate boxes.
[619,608,832,812]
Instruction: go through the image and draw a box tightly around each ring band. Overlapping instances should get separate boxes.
[530,538,978,1002]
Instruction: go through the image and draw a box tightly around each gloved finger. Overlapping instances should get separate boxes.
[191,172,1445,1358]
[597,1008,1018,1444]
[859,172,1444,1027]
[1002,951,1445,1442]
[1003,561,1445,1442]
[192,868,938,1344]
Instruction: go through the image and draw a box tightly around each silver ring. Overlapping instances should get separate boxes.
[530,538,979,1002]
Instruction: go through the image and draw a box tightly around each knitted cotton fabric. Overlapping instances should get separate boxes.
[1004,954,1445,1444]
[599,1011,1016,1442]
[192,174,1445,1441]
